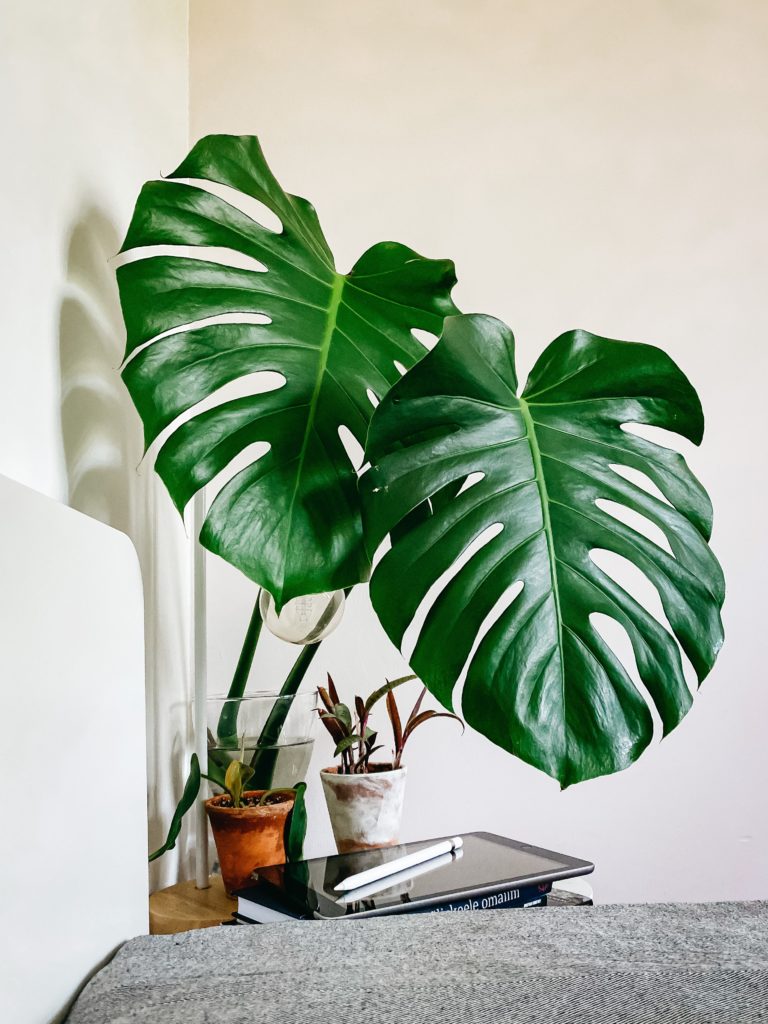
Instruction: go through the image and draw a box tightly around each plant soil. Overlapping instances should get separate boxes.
[215,792,292,809]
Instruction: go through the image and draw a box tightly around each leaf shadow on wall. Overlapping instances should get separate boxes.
[58,206,192,889]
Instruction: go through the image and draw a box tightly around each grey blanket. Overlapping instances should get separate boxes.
[67,901,768,1023]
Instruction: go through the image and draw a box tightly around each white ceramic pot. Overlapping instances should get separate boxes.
[320,764,407,853]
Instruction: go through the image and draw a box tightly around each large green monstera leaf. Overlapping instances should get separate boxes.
[362,314,725,786]
[116,135,457,608]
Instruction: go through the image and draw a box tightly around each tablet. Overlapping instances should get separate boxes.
[257,831,594,919]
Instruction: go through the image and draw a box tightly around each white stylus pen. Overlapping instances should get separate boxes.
[333,836,464,892]
[335,849,461,905]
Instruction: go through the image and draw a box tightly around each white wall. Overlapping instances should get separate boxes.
[0,1,192,892]
[189,0,768,903]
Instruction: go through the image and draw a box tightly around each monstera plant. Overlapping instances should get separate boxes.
[116,134,458,858]
[361,314,725,786]
[119,134,725,860]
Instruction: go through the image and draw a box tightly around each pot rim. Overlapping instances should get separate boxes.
[320,763,407,780]
[205,790,295,813]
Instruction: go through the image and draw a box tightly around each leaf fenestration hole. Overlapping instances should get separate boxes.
[116,244,268,274]
[205,369,286,402]
[401,522,504,663]
[609,463,673,508]
[124,312,273,366]
[366,388,379,408]
[588,612,663,741]
[144,371,285,463]
[589,547,667,628]
[393,360,407,376]
[456,471,484,496]
[588,548,697,696]
[411,328,439,351]
[195,440,272,506]
[180,177,284,234]
[370,533,392,571]
[453,579,525,719]
[337,425,365,471]
[622,421,697,460]
[595,498,674,556]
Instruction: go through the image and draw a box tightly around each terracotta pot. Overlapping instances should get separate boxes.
[205,790,294,895]
[320,764,407,854]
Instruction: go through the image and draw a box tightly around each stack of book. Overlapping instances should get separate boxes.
[233,878,555,923]
[229,831,593,924]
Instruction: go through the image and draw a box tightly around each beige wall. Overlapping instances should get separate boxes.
[186,0,768,902]
[0,0,192,892]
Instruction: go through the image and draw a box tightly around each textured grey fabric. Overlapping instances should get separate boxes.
[67,901,768,1023]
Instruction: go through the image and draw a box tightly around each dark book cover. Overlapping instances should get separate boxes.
[234,879,551,923]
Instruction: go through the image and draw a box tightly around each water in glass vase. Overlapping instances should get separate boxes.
[209,737,315,789]
[207,690,318,789]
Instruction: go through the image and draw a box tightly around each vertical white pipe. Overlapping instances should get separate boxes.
[191,489,210,889]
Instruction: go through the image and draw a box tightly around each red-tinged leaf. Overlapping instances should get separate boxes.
[327,673,341,705]
[402,710,464,746]
[318,711,346,743]
[355,695,366,730]
[317,686,335,715]
[406,685,428,730]
[387,689,403,753]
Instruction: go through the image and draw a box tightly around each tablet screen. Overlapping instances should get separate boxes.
[259,832,592,918]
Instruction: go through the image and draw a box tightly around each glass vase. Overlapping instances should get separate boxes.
[206,690,318,790]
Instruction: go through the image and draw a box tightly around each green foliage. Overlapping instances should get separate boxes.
[362,313,725,786]
[148,601,321,863]
[285,782,308,863]
[216,599,263,745]
[117,134,457,610]
[126,137,725,840]
[318,675,462,774]
[148,754,201,862]
[223,757,255,808]
[248,640,321,787]
[205,749,229,790]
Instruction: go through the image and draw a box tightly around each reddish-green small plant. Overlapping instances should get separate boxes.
[317,674,463,775]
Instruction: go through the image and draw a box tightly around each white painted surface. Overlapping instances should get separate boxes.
[190,0,768,903]
[0,0,192,891]
[0,475,147,1024]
